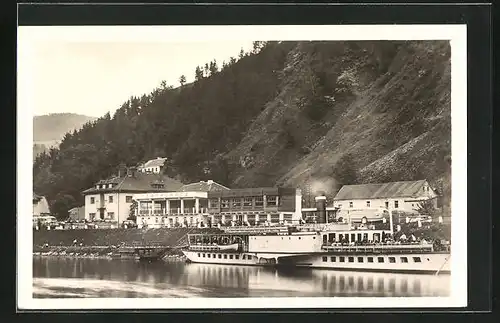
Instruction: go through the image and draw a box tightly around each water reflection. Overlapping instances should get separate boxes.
[33,257,450,298]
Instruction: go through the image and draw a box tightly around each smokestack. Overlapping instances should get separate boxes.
[315,192,327,223]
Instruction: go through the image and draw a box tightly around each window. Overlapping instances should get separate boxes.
[255,196,264,207]
[349,202,353,208]
[213,254,217,258]
[89,213,96,220]
[90,197,95,204]
[243,197,253,207]
[389,257,396,263]
[107,212,115,220]
[207,254,211,258]
[197,253,201,257]
[108,184,113,188]
[394,200,399,208]
[221,199,230,208]
[385,201,389,208]
[377,257,385,263]
[401,257,408,263]
[235,255,239,260]
[339,257,345,262]
[242,255,246,260]
[322,256,328,262]
[330,256,336,262]
[366,201,371,207]
[126,196,133,203]
[367,257,374,263]
[358,257,364,263]
[229,255,233,259]
[232,198,241,208]
[108,196,114,203]
[209,199,219,208]
[224,254,228,259]
[348,257,354,263]
[413,257,422,263]
[202,254,206,258]
[267,196,277,206]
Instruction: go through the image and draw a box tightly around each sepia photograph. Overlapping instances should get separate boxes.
[18,24,467,309]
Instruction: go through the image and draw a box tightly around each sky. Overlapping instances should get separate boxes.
[30,41,254,118]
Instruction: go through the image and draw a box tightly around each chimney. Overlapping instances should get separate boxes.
[127,166,137,178]
[315,192,327,223]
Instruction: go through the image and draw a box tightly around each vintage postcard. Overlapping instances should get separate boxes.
[18,24,467,309]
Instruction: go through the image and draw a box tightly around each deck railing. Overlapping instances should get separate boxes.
[321,243,435,253]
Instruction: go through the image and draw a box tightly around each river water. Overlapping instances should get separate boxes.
[33,257,450,298]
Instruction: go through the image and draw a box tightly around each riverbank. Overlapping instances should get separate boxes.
[33,245,186,260]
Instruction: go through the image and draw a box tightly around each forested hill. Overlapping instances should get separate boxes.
[33,41,451,219]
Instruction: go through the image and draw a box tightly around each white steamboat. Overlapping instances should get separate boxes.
[182,196,450,274]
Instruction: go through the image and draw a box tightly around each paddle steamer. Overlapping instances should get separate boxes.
[183,196,451,274]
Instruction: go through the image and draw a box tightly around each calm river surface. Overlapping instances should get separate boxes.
[33,257,450,298]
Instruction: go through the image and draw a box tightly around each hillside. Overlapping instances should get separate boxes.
[33,41,451,219]
[34,113,97,142]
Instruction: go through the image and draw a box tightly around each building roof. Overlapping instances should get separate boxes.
[181,180,230,192]
[82,173,184,194]
[334,180,429,200]
[140,157,167,169]
[69,206,84,212]
[208,187,281,198]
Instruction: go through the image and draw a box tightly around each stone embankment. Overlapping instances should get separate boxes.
[33,227,221,260]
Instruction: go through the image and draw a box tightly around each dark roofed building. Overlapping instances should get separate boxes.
[333,180,438,213]
[138,157,167,174]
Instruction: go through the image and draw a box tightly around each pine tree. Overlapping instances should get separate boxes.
[179,75,186,86]
[238,48,245,59]
[195,66,203,81]
[204,63,209,77]
[209,59,218,76]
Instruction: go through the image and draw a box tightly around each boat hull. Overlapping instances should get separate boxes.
[182,250,450,274]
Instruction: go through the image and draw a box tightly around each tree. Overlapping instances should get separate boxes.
[229,56,237,65]
[414,199,437,217]
[238,48,245,59]
[209,60,218,76]
[128,200,138,221]
[179,75,186,86]
[195,66,203,81]
[331,154,359,187]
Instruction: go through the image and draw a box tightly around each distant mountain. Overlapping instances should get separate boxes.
[33,113,97,159]
[34,113,97,143]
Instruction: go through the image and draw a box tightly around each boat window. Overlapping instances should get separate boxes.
[213,254,216,258]
[203,253,206,258]
[235,255,239,260]
[299,237,301,240]
[221,199,230,208]
[242,255,246,260]
[357,257,364,263]
[348,257,354,263]
[207,254,211,258]
[367,257,374,263]
[197,253,201,257]
[413,257,422,263]
[322,256,328,262]
[389,257,396,263]
[377,257,384,263]
[330,256,336,262]
[224,254,228,259]
[339,257,345,262]
[400,257,409,263]
[255,196,264,207]
[229,255,233,259]
[218,254,222,259]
